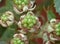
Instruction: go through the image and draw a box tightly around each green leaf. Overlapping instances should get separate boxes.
[0,26,7,37]
[47,10,56,21]
[0,24,17,41]
[54,0,60,15]
[0,41,7,44]
[0,0,2,2]
[44,0,53,8]
[0,0,13,13]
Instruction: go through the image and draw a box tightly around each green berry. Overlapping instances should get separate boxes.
[23,24,27,27]
[24,0,27,1]
[56,23,60,29]
[1,14,8,21]
[27,19,31,23]
[55,23,60,35]
[13,38,24,44]
[17,40,21,43]
[56,32,60,35]
[14,0,18,4]
[14,0,28,5]
[56,29,60,32]
[21,14,37,29]
[21,42,24,44]
[18,5,21,9]
[28,23,34,28]
[32,20,36,24]
[24,0,27,2]
[18,1,21,4]
[14,0,29,10]
[22,2,25,5]
[23,19,27,23]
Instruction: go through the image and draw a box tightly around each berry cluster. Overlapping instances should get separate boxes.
[1,14,8,22]
[56,23,60,35]
[12,38,24,44]
[13,0,29,9]
[0,11,14,27]
[21,14,37,29]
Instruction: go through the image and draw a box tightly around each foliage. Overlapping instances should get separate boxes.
[54,0,60,15]
[47,10,56,21]
[0,0,58,44]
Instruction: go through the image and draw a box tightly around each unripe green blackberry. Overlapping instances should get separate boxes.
[21,14,37,29]
[13,0,29,7]
[56,23,60,35]
[12,38,24,44]
[1,14,8,22]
